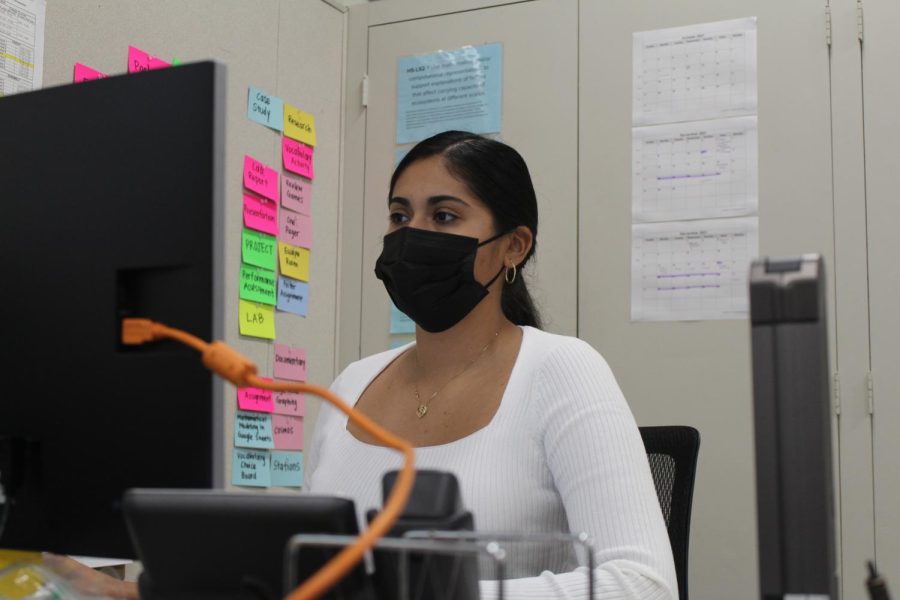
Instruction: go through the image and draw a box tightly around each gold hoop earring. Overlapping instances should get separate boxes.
[504,264,517,284]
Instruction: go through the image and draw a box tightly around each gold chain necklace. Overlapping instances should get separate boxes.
[413,330,501,418]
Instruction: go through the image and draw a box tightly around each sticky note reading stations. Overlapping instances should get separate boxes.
[276,276,309,316]
[247,85,284,131]
[281,175,311,215]
[239,264,276,306]
[283,104,317,146]
[238,300,276,339]
[73,63,107,83]
[282,137,315,179]
[273,415,303,450]
[273,390,305,417]
[127,45,169,73]
[270,450,303,487]
[278,242,310,281]
[232,448,270,487]
[243,193,278,236]
[237,384,275,413]
[274,344,307,381]
[242,229,277,271]
[243,155,280,202]
[278,210,312,249]
[234,412,274,449]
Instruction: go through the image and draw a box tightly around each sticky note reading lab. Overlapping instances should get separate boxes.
[270,450,303,487]
[239,264,276,306]
[234,412,274,449]
[281,175,311,215]
[274,344,307,381]
[283,103,317,146]
[278,242,310,281]
[243,155,280,202]
[238,300,276,339]
[276,276,309,317]
[282,137,314,179]
[232,448,271,487]
[242,229,277,271]
[273,389,305,417]
[73,63,107,83]
[273,415,303,450]
[243,193,278,236]
[278,210,312,249]
[237,383,274,413]
[247,85,284,131]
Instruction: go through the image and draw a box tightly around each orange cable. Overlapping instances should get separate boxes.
[121,318,416,600]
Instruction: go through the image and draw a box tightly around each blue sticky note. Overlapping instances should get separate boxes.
[247,85,284,131]
[270,450,304,487]
[277,276,309,316]
[232,448,271,487]
[390,303,416,334]
[396,43,503,144]
[234,411,274,449]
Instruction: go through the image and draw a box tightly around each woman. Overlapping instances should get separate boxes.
[308,131,677,599]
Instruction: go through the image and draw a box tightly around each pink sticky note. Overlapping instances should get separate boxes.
[243,193,278,236]
[278,209,312,249]
[282,137,315,180]
[73,63,107,83]
[281,175,311,215]
[127,45,151,73]
[274,344,307,381]
[273,389,305,417]
[273,415,304,450]
[148,56,171,70]
[243,155,280,202]
[237,384,274,413]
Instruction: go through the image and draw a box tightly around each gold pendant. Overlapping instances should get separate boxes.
[416,404,428,418]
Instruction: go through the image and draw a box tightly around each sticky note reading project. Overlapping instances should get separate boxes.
[73,63,107,83]
[232,448,271,487]
[282,137,314,179]
[270,450,303,487]
[239,264,276,306]
[278,210,312,249]
[273,415,303,450]
[281,175,311,215]
[278,242,310,281]
[234,411,274,449]
[243,193,278,236]
[273,390,305,417]
[283,103,317,146]
[242,229,277,271]
[238,300,276,339]
[274,344,307,381]
[243,155,280,202]
[276,276,309,316]
[247,85,284,131]
[237,384,274,413]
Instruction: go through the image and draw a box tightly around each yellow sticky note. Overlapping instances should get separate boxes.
[278,241,310,282]
[283,103,317,147]
[239,300,276,340]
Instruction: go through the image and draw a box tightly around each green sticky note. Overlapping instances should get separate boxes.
[242,229,276,271]
[239,264,276,305]
[172,57,182,66]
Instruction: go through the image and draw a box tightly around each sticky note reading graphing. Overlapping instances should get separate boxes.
[283,104,317,146]
[281,175,311,215]
[282,137,314,179]
[270,450,303,487]
[278,210,312,249]
[276,276,309,317]
[242,229,277,271]
[273,415,303,450]
[273,390,305,417]
[238,300,276,339]
[234,411,274,449]
[274,344,307,381]
[239,264,276,306]
[73,63,107,83]
[278,242,310,281]
[237,383,274,413]
[247,85,284,131]
[243,155,280,202]
[243,193,278,236]
[232,448,270,487]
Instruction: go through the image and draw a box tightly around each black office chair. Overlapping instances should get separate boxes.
[639,425,700,600]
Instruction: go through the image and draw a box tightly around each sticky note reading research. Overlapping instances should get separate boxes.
[283,103,317,147]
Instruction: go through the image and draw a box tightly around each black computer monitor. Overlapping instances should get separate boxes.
[0,62,226,557]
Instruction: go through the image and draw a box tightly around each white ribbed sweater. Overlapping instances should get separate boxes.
[307,326,678,599]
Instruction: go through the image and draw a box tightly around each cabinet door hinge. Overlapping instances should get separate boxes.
[825,4,832,47]
[867,371,874,416]
[361,74,369,108]
[832,372,841,416]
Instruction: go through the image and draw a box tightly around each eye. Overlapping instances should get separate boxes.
[434,210,458,224]
[389,211,409,225]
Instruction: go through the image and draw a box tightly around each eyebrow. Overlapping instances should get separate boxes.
[388,195,470,207]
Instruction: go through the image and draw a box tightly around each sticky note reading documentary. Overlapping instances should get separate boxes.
[238,300,276,339]
[247,85,284,131]
[278,210,312,249]
[270,450,303,487]
[281,175,311,215]
[73,63,107,83]
[283,103,317,146]
[239,264,276,306]
[243,193,278,236]
[234,411,274,449]
[274,344,307,381]
[276,276,309,316]
[282,137,314,179]
[273,390,305,417]
[237,384,274,413]
[273,415,303,450]
[277,242,310,281]
[242,229,277,271]
[232,448,270,487]
[243,155,280,202]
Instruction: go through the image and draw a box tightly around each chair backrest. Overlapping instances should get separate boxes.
[639,425,700,600]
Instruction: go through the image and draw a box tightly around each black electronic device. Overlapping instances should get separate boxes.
[0,62,226,557]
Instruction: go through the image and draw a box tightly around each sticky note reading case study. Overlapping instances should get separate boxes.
[247,85,284,131]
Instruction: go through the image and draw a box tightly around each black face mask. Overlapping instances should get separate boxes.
[374,227,507,333]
